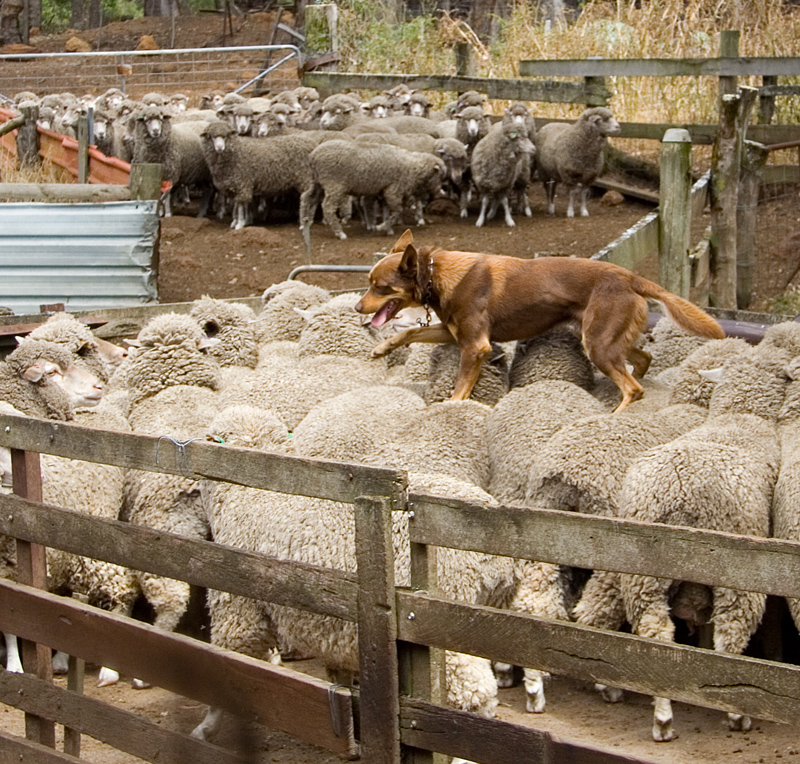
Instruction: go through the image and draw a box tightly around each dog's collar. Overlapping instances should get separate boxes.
[416,253,436,311]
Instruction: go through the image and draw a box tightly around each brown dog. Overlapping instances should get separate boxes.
[355,230,725,412]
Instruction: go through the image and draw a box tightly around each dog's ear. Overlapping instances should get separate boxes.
[398,243,418,277]
[390,229,414,254]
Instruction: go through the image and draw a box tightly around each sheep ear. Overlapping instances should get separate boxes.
[22,360,57,383]
[293,307,318,323]
[124,338,142,348]
[391,229,414,254]
[13,335,25,346]
[198,337,221,351]
[697,367,725,383]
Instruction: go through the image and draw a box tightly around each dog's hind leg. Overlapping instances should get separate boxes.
[627,345,652,379]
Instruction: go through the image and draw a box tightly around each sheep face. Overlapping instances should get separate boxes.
[24,359,103,409]
[586,107,621,137]
[234,112,252,136]
[143,114,166,139]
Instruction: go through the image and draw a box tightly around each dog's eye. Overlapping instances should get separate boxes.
[373,285,394,296]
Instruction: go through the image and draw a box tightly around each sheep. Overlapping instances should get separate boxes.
[231,101,256,136]
[617,349,789,741]
[373,400,493,489]
[200,120,324,234]
[535,106,621,218]
[470,115,535,227]
[293,85,319,112]
[509,328,595,391]
[132,105,212,217]
[118,313,224,676]
[504,102,536,217]
[309,139,445,239]
[252,281,331,343]
[192,405,508,740]
[485,380,607,506]
[189,295,260,370]
[0,339,136,683]
[319,93,362,131]
[354,131,436,154]
[667,337,752,407]
[455,105,490,154]
[405,92,432,118]
[423,342,509,406]
[644,316,711,376]
[364,94,391,118]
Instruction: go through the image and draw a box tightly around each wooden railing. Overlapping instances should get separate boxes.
[1,410,800,764]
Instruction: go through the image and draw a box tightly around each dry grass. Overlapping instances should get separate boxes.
[0,152,71,190]
[338,0,800,129]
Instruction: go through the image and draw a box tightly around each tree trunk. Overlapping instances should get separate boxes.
[70,0,86,28]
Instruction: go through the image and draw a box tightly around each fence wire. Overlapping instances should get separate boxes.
[0,44,301,102]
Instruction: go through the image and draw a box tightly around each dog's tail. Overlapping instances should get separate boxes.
[633,277,726,339]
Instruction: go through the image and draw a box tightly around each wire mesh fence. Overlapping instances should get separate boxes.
[0,44,301,103]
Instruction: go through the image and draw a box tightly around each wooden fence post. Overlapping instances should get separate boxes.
[719,29,740,100]
[454,41,475,78]
[658,128,693,299]
[736,139,769,309]
[400,513,447,764]
[16,101,40,170]
[11,448,55,749]
[77,113,90,184]
[354,495,401,764]
[709,86,757,308]
[759,75,777,124]
[129,163,162,200]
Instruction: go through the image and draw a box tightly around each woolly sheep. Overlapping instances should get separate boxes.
[486,380,606,505]
[319,93,361,131]
[193,406,507,740]
[309,139,445,239]
[667,337,752,407]
[254,281,331,343]
[423,342,509,406]
[455,105,489,153]
[644,317,710,376]
[132,105,212,217]
[509,327,595,391]
[535,107,621,218]
[189,295,260,370]
[618,350,789,741]
[200,120,324,232]
[470,116,535,228]
[120,313,223,658]
[373,400,492,489]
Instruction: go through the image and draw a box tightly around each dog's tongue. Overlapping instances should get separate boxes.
[371,302,396,328]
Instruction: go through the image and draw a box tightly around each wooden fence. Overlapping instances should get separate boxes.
[2,408,800,764]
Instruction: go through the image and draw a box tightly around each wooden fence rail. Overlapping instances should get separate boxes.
[2,411,800,763]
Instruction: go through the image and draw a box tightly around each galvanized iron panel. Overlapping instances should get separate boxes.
[0,201,158,315]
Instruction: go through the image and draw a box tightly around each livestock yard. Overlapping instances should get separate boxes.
[3,4,800,764]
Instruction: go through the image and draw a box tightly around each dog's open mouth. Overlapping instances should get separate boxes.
[371,299,402,328]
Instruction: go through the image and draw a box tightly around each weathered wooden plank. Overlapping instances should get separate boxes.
[592,177,659,204]
[302,72,609,105]
[406,493,800,598]
[764,165,800,184]
[11,448,55,750]
[399,697,647,764]
[0,579,357,757]
[0,183,132,201]
[519,56,800,78]
[591,207,659,269]
[0,414,407,508]
[396,592,800,725]
[354,496,401,764]
[761,84,800,97]
[0,670,245,764]
[0,730,82,763]
[0,492,358,621]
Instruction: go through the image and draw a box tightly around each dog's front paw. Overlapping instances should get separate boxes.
[371,341,393,358]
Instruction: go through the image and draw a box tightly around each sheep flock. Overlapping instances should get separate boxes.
[2,283,800,751]
[5,84,620,239]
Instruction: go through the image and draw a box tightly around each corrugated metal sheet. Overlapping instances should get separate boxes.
[0,201,158,315]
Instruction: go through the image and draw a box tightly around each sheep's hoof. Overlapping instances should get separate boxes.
[493,662,515,688]
[335,232,347,240]
[97,667,120,687]
[653,697,674,742]
[581,209,590,217]
[132,678,152,690]
[460,209,469,219]
[52,652,70,675]
[728,713,751,732]
[523,674,546,714]
[595,683,624,703]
